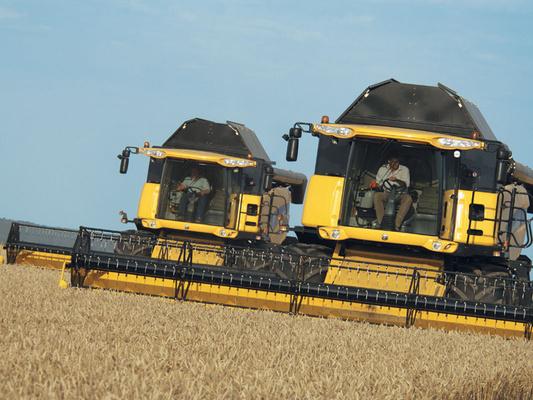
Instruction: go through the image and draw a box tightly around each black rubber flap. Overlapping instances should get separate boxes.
[336,80,497,140]
[163,118,271,161]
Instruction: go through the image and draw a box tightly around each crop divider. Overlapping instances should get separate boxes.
[405,269,421,328]
[174,242,194,301]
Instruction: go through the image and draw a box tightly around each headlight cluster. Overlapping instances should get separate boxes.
[313,124,355,137]
[221,158,256,167]
[144,149,166,158]
[436,137,482,149]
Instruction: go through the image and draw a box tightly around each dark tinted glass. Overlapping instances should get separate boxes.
[458,149,497,191]
[314,136,351,176]
[147,158,164,183]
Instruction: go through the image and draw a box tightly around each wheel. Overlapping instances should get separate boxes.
[446,263,513,305]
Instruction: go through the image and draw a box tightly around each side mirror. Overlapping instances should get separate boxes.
[286,138,299,162]
[264,166,274,191]
[118,149,130,174]
[283,127,302,162]
[290,127,302,138]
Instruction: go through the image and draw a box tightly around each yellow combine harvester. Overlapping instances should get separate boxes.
[5,82,533,338]
[283,79,533,337]
[6,118,307,274]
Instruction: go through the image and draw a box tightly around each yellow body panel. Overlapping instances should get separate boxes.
[302,175,344,227]
[14,251,71,270]
[137,183,159,220]
[325,244,446,297]
[453,190,498,246]
[319,226,459,253]
[237,194,261,234]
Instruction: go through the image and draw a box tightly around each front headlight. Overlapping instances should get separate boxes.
[313,124,355,138]
[432,241,443,251]
[436,137,482,149]
[144,149,166,158]
[331,229,341,239]
[220,158,256,167]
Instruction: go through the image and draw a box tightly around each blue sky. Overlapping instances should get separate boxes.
[1,0,533,247]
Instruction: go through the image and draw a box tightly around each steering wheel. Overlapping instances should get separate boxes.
[381,178,406,194]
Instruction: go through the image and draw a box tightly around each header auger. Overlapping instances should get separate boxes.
[5,81,533,338]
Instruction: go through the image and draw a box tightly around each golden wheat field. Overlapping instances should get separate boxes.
[1,264,533,399]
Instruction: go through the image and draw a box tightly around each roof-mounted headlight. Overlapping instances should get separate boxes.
[220,158,256,168]
[313,124,355,138]
[144,149,166,158]
[436,137,483,149]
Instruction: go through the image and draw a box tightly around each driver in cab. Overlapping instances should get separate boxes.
[177,166,211,222]
[373,156,412,231]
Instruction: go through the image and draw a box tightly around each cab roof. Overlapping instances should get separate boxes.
[336,79,497,141]
[163,118,271,162]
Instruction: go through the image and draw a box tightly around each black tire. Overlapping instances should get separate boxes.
[446,264,513,305]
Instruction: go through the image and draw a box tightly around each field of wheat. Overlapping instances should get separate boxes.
[1,263,533,399]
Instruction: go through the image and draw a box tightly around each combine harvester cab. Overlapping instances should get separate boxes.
[74,118,308,294]
[116,118,306,245]
[282,79,533,337]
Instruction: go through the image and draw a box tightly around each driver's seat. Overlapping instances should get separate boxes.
[353,188,419,230]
